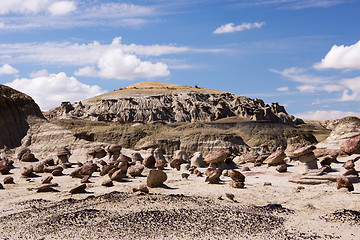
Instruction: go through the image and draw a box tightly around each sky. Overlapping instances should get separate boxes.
[0,0,360,120]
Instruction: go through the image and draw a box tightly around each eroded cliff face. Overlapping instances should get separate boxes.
[45,85,303,125]
[0,85,45,149]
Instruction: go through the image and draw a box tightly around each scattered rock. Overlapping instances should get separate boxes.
[21,152,36,162]
[228,169,245,182]
[320,156,333,166]
[3,176,14,184]
[264,182,272,186]
[296,186,305,192]
[336,177,354,191]
[131,152,143,163]
[44,166,63,173]
[0,165,10,175]
[110,169,126,181]
[340,135,360,154]
[229,180,245,188]
[41,176,53,184]
[52,169,63,176]
[190,152,206,167]
[100,165,116,176]
[81,175,91,183]
[170,158,186,171]
[127,165,144,177]
[21,166,34,177]
[69,184,87,194]
[241,166,250,171]
[173,150,189,161]
[181,173,190,179]
[80,162,98,176]
[343,160,355,170]
[0,183,3,189]
[33,183,58,192]
[143,155,156,168]
[88,146,106,159]
[204,150,228,164]
[33,162,44,173]
[263,149,285,166]
[225,193,235,201]
[147,169,167,188]
[102,179,114,187]
[205,168,222,184]
[155,159,167,169]
[42,158,55,166]
[276,164,287,173]
[344,168,358,176]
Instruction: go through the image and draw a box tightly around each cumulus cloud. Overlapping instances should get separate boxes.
[213,22,265,34]
[0,64,19,75]
[235,0,345,9]
[314,41,360,70]
[5,72,106,111]
[295,110,360,120]
[75,49,170,80]
[276,86,289,92]
[340,76,360,101]
[48,1,76,15]
[0,0,76,15]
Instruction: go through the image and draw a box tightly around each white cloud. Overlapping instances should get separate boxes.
[340,76,360,101]
[235,0,345,9]
[75,49,170,80]
[48,1,76,15]
[296,110,360,120]
[0,0,50,15]
[5,72,106,111]
[314,41,360,70]
[0,64,19,75]
[270,67,331,85]
[276,86,289,92]
[214,22,265,34]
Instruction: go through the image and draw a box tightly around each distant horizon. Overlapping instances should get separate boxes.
[0,0,360,120]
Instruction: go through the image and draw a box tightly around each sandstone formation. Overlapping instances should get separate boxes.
[45,82,301,125]
[0,85,45,149]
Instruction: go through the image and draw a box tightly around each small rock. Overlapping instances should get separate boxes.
[44,166,63,173]
[190,152,206,167]
[340,135,360,154]
[69,184,87,194]
[343,160,355,170]
[33,162,45,173]
[77,161,84,167]
[264,182,272,186]
[42,158,55,166]
[118,154,132,163]
[0,165,10,175]
[155,159,167,169]
[276,164,287,173]
[41,176,53,184]
[228,169,245,182]
[225,193,235,201]
[139,141,158,150]
[222,169,229,177]
[21,152,36,162]
[336,176,354,191]
[80,163,98,176]
[229,180,245,188]
[0,183,3,189]
[343,168,358,176]
[181,173,190,179]
[102,179,114,187]
[170,158,186,171]
[100,165,116,176]
[127,165,144,177]
[263,149,286,166]
[21,166,34,177]
[204,150,229,164]
[147,169,167,188]
[195,170,203,177]
[98,160,107,166]
[241,166,250,171]
[138,184,149,193]
[110,169,126,181]
[296,186,305,192]
[217,195,223,200]
[34,183,58,192]
[3,176,14,184]
[143,155,156,168]
[320,156,332,166]
[81,175,91,183]
[254,161,262,167]
[205,168,222,184]
[52,169,63,176]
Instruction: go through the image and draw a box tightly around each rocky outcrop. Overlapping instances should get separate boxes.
[0,85,45,149]
[45,82,301,125]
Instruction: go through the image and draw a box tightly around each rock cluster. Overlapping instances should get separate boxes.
[285,145,318,174]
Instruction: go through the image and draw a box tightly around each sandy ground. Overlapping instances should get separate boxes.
[0,151,359,239]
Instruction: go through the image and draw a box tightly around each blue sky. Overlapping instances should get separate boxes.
[0,0,360,120]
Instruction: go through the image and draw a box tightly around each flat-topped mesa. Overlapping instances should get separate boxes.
[45,82,303,125]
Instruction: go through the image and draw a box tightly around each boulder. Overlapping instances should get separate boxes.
[21,152,36,162]
[229,180,245,188]
[276,164,287,173]
[170,158,186,171]
[33,183,58,192]
[0,183,3,189]
[143,155,156,168]
[205,168,222,184]
[80,162,98,176]
[102,179,114,187]
[173,150,189,161]
[88,146,106,159]
[33,162,44,173]
[118,154,132,163]
[21,166,34,177]
[69,184,87,194]
[340,135,360,154]
[263,149,286,165]
[100,165,116,176]
[131,152,143,163]
[44,165,63,173]
[204,150,228,164]
[52,169,63,176]
[127,165,144,177]
[336,177,354,191]
[190,152,206,167]
[110,169,126,181]
[147,169,167,188]
[41,176,53,184]
[286,145,316,158]
[344,168,358,176]
[81,175,91,183]
[343,160,355,170]
[0,165,10,175]
[228,169,245,182]
[3,176,14,184]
